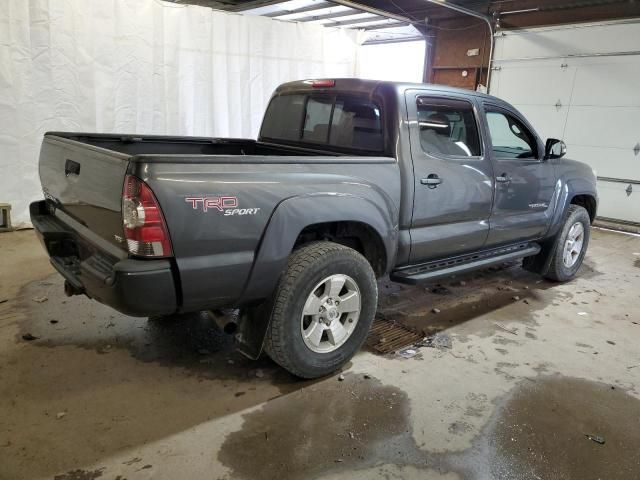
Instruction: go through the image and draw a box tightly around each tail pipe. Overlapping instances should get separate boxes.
[208,309,238,335]
[63,280,83,297]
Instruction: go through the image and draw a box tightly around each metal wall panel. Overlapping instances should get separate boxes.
[596,180,640,223]
[493,21,640,61]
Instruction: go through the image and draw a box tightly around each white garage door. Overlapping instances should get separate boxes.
[490,20,640,225]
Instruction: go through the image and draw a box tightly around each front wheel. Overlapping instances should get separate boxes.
[544,205,591,281]
[264,242,377,379]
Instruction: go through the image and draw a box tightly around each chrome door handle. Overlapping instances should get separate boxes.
[496,173,510,184]
[421,174,442,187]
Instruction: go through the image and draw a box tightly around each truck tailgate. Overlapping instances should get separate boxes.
[39,134,129,251]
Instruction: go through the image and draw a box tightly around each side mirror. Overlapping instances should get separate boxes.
[544,138,567,160]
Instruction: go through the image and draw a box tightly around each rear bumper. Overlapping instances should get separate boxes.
[30,200,177,317]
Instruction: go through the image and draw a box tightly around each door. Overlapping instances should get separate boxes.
[481,105,557,246]
[407,91,494,263]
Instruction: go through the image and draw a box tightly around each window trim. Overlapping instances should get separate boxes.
[415,95,484,160]
[259,92,386,155]
[483,104,541,161]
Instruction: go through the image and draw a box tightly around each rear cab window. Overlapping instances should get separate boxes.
[417,97,482,157]
[260,93,384,154]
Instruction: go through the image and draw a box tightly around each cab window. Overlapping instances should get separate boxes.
[260,93,384,153]
[417,97,481,157]
[302,97,333,143]
[486,111,537,159]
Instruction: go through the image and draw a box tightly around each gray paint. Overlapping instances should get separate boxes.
[131,158,401,310]
[34,78,597,317]
[404,89,494,262]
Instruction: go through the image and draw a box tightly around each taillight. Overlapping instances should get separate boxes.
[122,175,173,257]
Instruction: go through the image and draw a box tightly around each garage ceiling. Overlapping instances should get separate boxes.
[164,0,640,43]
[165,0,487,15]
[166,0,640,24]
[163,0,489,43]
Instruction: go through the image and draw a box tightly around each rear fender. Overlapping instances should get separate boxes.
[235,193,397,359]
[242,193,397,302]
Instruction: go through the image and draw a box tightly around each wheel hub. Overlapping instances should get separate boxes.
[326,306,339,322]
[300,274,362,354]
[562,221,585,268]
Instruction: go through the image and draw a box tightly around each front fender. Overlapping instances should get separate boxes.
[239,193,398,304]
[547,160,598,238]
[524,160,597,276]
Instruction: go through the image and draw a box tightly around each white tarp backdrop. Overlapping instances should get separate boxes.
[0,0,362,225]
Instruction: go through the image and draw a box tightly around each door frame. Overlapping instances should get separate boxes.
[479,100,558,245]
[404,89,495,262]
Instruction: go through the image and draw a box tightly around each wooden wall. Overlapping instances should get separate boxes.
[427,17,491,90]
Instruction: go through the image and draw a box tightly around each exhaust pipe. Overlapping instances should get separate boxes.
[208,309,238,335]
[63,280,83,297]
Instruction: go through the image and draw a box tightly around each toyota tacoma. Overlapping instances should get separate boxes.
[31,79,598,378]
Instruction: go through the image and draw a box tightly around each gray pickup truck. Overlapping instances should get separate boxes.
[31,79,597,378]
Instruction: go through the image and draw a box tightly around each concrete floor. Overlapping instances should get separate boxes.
[1,228,639,480]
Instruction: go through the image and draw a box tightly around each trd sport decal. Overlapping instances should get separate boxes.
[185,195,260,216]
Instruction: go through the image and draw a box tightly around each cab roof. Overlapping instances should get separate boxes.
[274,78,506,105]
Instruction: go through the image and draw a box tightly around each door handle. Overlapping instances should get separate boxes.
[496,173,510,184]
[64,159,81,177]
[421,174,442,188]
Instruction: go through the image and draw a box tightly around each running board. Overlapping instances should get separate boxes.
[390,243,541,285]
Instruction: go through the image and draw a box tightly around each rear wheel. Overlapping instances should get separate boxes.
[545,205,591,281]
[264,241,377,379]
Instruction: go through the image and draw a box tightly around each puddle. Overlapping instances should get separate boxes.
[15,275,299,387]
[219,374,640,480]
[5,276,313,479]
[450,376,640,479]
[218,373,423,480]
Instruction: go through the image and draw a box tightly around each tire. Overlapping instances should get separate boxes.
[544,205,591,282]
[264,241,378,379]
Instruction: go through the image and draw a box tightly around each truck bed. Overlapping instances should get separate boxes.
[37,131,400,314]
[46,132,343,157]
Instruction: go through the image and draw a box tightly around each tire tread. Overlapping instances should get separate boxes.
[265,241,375,378]
[545,204,590,282]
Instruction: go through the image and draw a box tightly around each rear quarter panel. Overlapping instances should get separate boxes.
[130,156,400,311]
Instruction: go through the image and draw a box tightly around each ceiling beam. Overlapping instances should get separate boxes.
[225,0,287,12]
[364,35,425,45]
[326,16,392,27]
[330,0,419,24]
[362,21,410,30]
[419,0,491,22]
[264,1,333,17]
[297,8,365,21]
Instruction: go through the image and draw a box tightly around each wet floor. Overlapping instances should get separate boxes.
[218,373,419,480]
[375,258,601,342]
[1,228,639,479]
[215,374,640,480]
[484,377,640,479]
